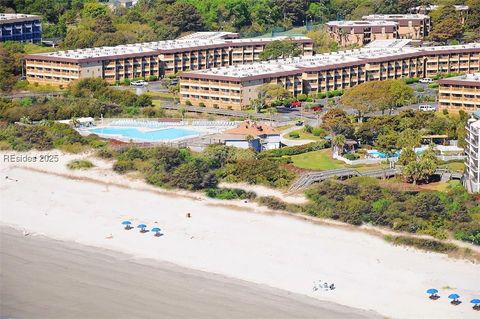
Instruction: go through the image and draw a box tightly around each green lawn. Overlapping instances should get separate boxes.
[439,161,464,172]
[292,149,343,170]
[284,129,324,141]
[291,149,386,171]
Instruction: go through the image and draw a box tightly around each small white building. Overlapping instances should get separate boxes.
[208,121,281,151]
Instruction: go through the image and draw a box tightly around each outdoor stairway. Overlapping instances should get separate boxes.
[289,168,401,192]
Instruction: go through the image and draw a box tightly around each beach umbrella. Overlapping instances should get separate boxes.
[121,220,132,230]
[137,224,147,232]
[471,299,480,304]
[151,227,161,236]
[448,294,460,301]
[426,289,438,295]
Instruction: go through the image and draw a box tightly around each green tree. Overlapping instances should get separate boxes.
[259,40,302,61]
[332,134,346,156]
[428,17,463,43]
[375,131,399,157]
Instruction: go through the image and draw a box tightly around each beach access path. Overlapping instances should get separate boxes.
[0,150,479,319]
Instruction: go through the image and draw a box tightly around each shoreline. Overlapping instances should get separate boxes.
[0,226,383,319]
[1,150,480,319]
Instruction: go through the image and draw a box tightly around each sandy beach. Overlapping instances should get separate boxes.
[0,226,380,319]
[1,150,479,319]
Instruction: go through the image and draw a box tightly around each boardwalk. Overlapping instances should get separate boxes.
[289,168,463,191]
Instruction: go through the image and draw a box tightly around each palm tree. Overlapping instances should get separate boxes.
[332,134,346,156]
[19,116,31,125]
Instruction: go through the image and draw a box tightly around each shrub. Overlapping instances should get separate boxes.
[205,188,256,200]
[344,153,359,160]
[113,160,135,174]
[148,75,158,81]
[297,94,308,101]
[384,235,458,254]
[185,100,192,106]
[213,104,220,109]
[199,102,206,108]
[428,82,439,89]
[316,92,327,99]
[256,196,287,210]
[312,127,325,137]
[260,141,327,158]
[96,147,115,159]
[67,160,94,170]
[289,131,300,138]
[404,77,419,84]
[303,124,313,133]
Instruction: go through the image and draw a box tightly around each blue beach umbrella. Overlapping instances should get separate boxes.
[151,227,161,236]
[471,299,480,304]
[137,224,147,232]
[121,220,132,229]
[448,294,460,300]
[426,288,438,295]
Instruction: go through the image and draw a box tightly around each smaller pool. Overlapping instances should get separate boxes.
[367,150,400,158]
[88,127,200,141]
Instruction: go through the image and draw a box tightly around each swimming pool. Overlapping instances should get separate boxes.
[88,127,200,141]
[367,150,400,158]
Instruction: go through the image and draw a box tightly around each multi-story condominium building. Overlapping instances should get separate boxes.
[24,34,313,85]
[362,14,430,40]
[179,43,480,109]
[409,5,469,24]
[464,111,480,193]
[0,13,41,43]
[326,20,398,46]
[438,74,480,112]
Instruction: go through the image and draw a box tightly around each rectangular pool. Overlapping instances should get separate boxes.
[88,127,200,142]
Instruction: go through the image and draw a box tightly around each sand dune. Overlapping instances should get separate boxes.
[0,151,479,319]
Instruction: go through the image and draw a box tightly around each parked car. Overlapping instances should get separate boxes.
[289,101,302,108]
[312,106,323,112]
[419,78,434,84]
[130,80,148,86]
[419,104,436,112]
[295,120,304,126]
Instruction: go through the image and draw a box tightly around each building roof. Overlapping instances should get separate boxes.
[24,35,311,62]
[438,73,480,87]
[181,43,480,82]
[179,32,239,41]
[362,14,429,21]
[364,39,412,49]
[0,13,40,24]
[224,121,279,136]
[410,5,469,12]
[326,20,398,27]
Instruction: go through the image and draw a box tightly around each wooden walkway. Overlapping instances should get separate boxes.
[289,168,463,191]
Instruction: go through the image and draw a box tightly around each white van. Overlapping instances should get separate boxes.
[419,78,434,84]
[130,80,148,87]
[419,104,436,112]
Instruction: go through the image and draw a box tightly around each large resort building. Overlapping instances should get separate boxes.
[23,34,313,85]
[179,42,480,110]
[438,74,480,112]
[326,20,399,46]
[0,13,41,43]
[464,112,480,193]
[362,14,430,40]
